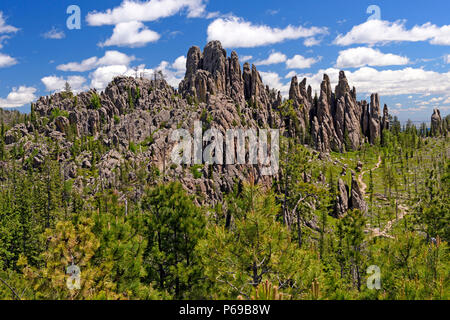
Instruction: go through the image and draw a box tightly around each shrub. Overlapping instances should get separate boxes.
[90,93,101,110]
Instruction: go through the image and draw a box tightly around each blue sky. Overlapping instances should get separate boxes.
[0,0,449,122]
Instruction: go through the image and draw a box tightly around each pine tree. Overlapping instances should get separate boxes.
[141,182,206,299]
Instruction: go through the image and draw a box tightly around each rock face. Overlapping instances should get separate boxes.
[382,104,390,131]
[350,174,368,213]
[307,72,387,153]
[4,40,391,206]
[431,108,442,136]
[334,174,368,217]
[180,41,279,112]
[334,178,349,218]
[368,93,381,144]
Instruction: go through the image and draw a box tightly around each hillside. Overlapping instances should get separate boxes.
[0,41,448,300]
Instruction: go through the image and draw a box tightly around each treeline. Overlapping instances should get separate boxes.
[0,113,448,300]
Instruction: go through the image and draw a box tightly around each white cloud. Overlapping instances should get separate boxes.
[284,71,297,79]
[171,55,186,72]
[0,86,36,108]
[42,27,65,39]
[41,75,88,93]
[57,51,135,72]
[445,54,450,64]
[240,55,253,63]
[99,21,160,47]
[86,0,206,26]
[286,55,319,69]
[0,12,19,65]
[303,37,321,47]
[0,35,9,49]
[254,51,287,66]
[259,71,290,97]
[430,97,444,103]
[89,55,187,90]
[206,11,220,19]
[295,67,450,97]
[0,12,19,34]
[336,47,410,68]
[90,65,129,90]
[0,52,17,68]
[335,19,450,46]
[207,16,328,48]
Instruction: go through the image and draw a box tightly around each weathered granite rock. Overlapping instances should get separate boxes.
[350,174,368,213]
[334,178,349,218]
[431,108,442,136]
[369,93,381,144]
[2,41,396,207]
[382,104,390,131]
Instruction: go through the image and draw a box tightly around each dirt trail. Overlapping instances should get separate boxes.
[368,204,409,239]
[358,156,382,195]
[358,156,410,239]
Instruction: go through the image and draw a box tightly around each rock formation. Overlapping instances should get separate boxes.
[334,174,368,218]
[4,40,391,206]
[350,174,368,213]
[306,72,386,153]
[334,178,349,218]
[431,108,442,136]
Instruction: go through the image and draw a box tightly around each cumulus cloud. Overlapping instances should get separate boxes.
[86,0,207,26]
[286,55,319,69]
[41,75,88,93]
[0,12,19,65]
[0,12,19,34]
[294,67,450,97]
[303,37,321,47]
[89,55,187,90]
[90,65,129,90]
[239,55,253,63]
[334,19,450,46]
[207,16,328,48]
[0,86,37,108]
[42,27,65,39]
[0,52,17,68]
[99,21,160,47]
[254,51,287,66]
[171,55,186,72]
[336,47,410,68]
[259,71,290,97]
[57,51,136,72]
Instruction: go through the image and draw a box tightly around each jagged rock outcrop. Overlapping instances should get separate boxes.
[368,93,381,144]
[334,178,349,218]
[334,173,368,217]
[350,174,368,213]
[382,104,389,131]
[3,40,393,207]
[431,108,442,136]
[286,76,313,140]
[308,71,387,153]
[180,41,280,113]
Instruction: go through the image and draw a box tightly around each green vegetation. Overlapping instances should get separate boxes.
[0,113,448,300]
[90,93,101,110]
